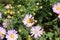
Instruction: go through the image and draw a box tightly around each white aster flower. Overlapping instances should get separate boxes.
[30,25,43,38]
[0,27,6,39]
[5,4,11,9]
[2,22,8,28]
[52,3,60,14]
[6,30,18,40]
[23,14,34,27]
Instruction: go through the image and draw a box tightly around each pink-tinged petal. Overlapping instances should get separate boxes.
[27,23,34,26]
[2,22,7,28]
[57,3,60,6]
[31,27,35,31]
[26,23,34,27]
[31,33,34,36]
[6,34,9,38]
[24,14,29,19]
[39,30,43,35]
[5,4,11,9]
[22,21,27,25]
[30,32,33,34]
[29,14,32,18]
[7,30,17,34]
[35,26,41,30]
[5,6,9,9]
[34,34,38,38]
[30,31,35,34]
[15,34,18,38]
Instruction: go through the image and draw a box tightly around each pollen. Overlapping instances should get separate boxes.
[56,6,60,10]
[34,30,39,34]
[0,31,3,36]
[27,18,34,23]
[27,18,31,23]
[10,34,15,39]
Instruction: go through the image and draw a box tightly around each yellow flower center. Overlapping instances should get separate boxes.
[34,30,39,34]
[10,34,15,39]
[0,31,3,36]
[27,18,31,23]
[56,6,60,10]
[27,18,34,23]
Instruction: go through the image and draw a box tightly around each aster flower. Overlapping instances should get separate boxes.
[0,27,6,39]
[0,12,2,20]
[2,22,8,28]
[5,4,11,9]
[23,14,34,27]
[52,3,60,14]
[30,25,43,38]
[5,4,10,9]
[6,30,18,40]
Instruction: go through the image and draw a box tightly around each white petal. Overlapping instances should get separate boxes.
[29,14,32,18]
[34,34,38,38]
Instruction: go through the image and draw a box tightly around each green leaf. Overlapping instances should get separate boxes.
[55,38,60,40]
[46,32,54,38]
[18,35,22,40]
